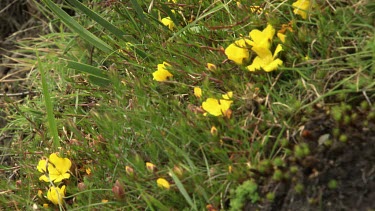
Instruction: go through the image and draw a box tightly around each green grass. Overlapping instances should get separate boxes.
[0,0,374,210]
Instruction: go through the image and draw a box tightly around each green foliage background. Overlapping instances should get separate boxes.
[0,0,374,210]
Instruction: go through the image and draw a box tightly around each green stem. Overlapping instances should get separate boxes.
[37,51,60,149]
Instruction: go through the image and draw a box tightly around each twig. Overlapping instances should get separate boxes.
[0,91,38,97]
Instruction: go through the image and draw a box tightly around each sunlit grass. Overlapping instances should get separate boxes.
[0,0,374,210]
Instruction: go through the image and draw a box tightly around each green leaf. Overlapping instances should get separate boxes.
[65,0,151,60]
[66,60,110,86]
[65,0,126,41]
[129,0,150,26]
[42,0,113,53]
[169,171,198,210]
[37,51,60,149]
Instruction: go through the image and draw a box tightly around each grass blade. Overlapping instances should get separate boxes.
[42,0,113,53]
[129,0,150,26]
[66,60,110,86]
[37,52,60,149]
[65,0,126,41]
[169,171,197,210]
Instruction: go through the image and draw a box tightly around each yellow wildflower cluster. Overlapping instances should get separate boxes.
[225,0,313,72]
[37,153,72,206]
[152,0,315,120]
[225,24,283,72]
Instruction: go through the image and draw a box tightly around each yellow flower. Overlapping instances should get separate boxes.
[247,24,275,51]
[161,17,175,30]
[236,1,243,9]
[157,178,170,189]
[125,165,135,176]
[194,87,202,98]
[206,63,217,72]
[224,39,250,65]
[37,153,71,183]
[250,6,263,14]
[37,190,43,199]
[277,22,294,43]
[146,162,156,172]
[168,0,177,2]
[102,199,109,203]
[43,204,49,208]
[292,0,311,20]
[153,62,173,82]
[247,44,283,72]
[47,185,66,205]
[202,92,233,117]
[86,168,91,175]
[172,165,184,177]
[222,91,233,100]
[210,126,218,136]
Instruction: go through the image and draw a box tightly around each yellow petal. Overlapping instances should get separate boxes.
[246,56,263,72]
[210,126,218,136]
[194,87,202,98]
[252,46,273,58]
[202,96,233,117]
[292,0,310,19]
[222,91,233,99]
[224,42,249,65]
[250,6,263,14]
[37,159,47,173]
[157,178,170,189]
[45,153,71,183]
[202,98,222,116]
[146,162,156,172]
[161,17,175,30]
[153,64,173,82]
[206,63,217,72]
[218,99,233,114]
[277,32,286,43]
[273,44,283,58]
[125,166,134,176]
[49,153,72,176]
[263,59,283,72]
[86,168,91,175]
[263,24,276,39]
[249,30,265,45]
[47,185,66,205]
[39,175,50,182]
[249,24,275,50]
[37,190,43,199]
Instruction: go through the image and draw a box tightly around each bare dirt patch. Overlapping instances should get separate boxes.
[243,99,375,211]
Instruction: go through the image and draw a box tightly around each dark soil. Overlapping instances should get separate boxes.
[1,0,35,128]
[243,101,375,211]
[0,0,46,176]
